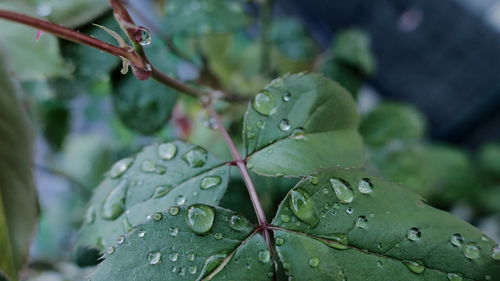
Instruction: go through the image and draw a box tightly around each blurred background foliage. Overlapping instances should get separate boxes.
[0,0,499,280]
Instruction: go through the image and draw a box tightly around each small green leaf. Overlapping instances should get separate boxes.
[331,28,376,76]
[88,205,272,281]
[478,142,500,177]
[39,99,70,151]
[35,0,109,28]
[361,102,426,147]
[159,0,249,36]
[272,168,500,281]
[79,141,230,251]
[244,73,364,176]
[0,56,38,281]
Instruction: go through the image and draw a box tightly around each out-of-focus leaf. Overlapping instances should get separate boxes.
[79,141,230,251]
[478,143,500,177]
[0,3,70,80]
[244,73,364,176]
[272,168,500,280]
[0,56,38,281]
[31,0,109,28]
[39,99,70,151]
[361,102,426,147]
[159,0,249,36]
[321,59,364,97]
[89,205,272,281]
[332,28,375,76]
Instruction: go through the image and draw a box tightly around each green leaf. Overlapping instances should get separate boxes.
[478,142,500,177]
[361,102,426,147]
[0,2,70,80]
[79,141,230,251]
[159,0,249,36]
[321,60,364,97]
[88,205,273,281]
[32,0,109,28]
[272,168,500,281]
[0,56,38,281]
[39,99,70,151]
[244,73,364,176]
[331,28,376,76]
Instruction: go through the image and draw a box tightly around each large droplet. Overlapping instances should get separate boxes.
[182,147,208,168]
[447,273,463,281]
[148,252,161,265]
[185,204,215,235]
[85,205,96,224]
[288,188,319,227]
[110,158,134,178]
[463,243,480,259]
[279,119,291,132]
[282,91,291,102]
[355,216,368,228]
[258,250,270,263]
[101,181,128,220]
[136,26,152,46]
[404,261,425,274]
[308,257,320,268]
[200,176,222,190]
[229,215,247,231]
[450,233,463,247]
[142,160,166,174]
[275,237,285,246]
[492,245,500,260]
[329,178,354,204]
[321,233,349,250]
[175,195,186,206]
[158,142,177,160]
[406,227,421,241]
[252,90,276,116]
[169,252,179,262]
[152,185,172,199]
[357,178,373,194]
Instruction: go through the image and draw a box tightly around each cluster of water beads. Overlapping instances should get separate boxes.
[182,147,208,168]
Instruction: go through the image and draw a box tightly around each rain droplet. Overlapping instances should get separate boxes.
[101,181,128,220]
[200,176,222,190]
[282,91,291,102]
[404,261,425,274]
[281,214,290,223]
[110,158,134,178]
[169,252,179,262]
[308,257,320,268]
[492,245,500,260]
[275,237,285,246]
[186,251,195,261]
[158,142,177,160]
[357,178,373,194]
[345,207,354,215]
[189,266,197,274]
[252,90,276,116]
[148,252,161,265]
[376,261,383,268]
[258,250,270,263]
[122,217,132,233]
[288,188,319,227]
[116,235,125,244]
[153,212,163,221]
[169,228,178,236]
[407,227,421,241]
[309,176,319,185]
[182,147,208,168]
[291,127,305,139]
[463,243,480,259]
[229,215,247,231]
[152,185,172,199]
[136,26,152,46]
[85,206,96,224]
[169,206,180,216]
[447,273,463,281]
[450,233,463,247]
[185,204,215,235]
[279,119,291,131]
[355,216,368,228]
[106,246,115,255]
[138,230,145,238]
[214,233,223,240]
[330,178,354,204]
[175,195,186,206]
[256,120,265,129]
[141,160,166,174]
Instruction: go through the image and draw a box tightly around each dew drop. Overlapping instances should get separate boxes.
[463,243,480,259]
[447,273,463,281]
[85,205,96,224]
[182,147,208,168]
[106,246,115,255]
[148,252,161,265]
[252,90,276,116]
[189,266,197,274]
[308,257,320,268]
[450,233,463,247]
[404,261,425,274]
[153,212,163,221]
[141,160,166,174]
[330,178,354,204]
[376,261,383,268]
[275,237,285,246]
[492,245,500,260]
[281,214,290,223]
[288,188,319,227]
[158,142,177,160]
[214,233,223,240]
[355,216,368,228]
[101,181,128,220]
[279,119,291,131]
[122,217,132,233]
[258,250,270,263]
[138,230,145,238]
[186,251,195,261]
[282,91,291,102]
[185,204,215,235]
[407,227,421,241]
[357,178,373,194]
[136,26,152,46]
[169,206,180,216]
[169,252,179,262]
[169,228,178,236]
[152,185,172,199]
[110,158,134,178]
[291,127,305,139]
[175,195,186,206]
[309,176,319,185]
[345,207,353,215]
[200,176,222,190]
[230,215,247,231]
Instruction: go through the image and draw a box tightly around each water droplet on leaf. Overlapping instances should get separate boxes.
[252,90,276,116]
[330,178,354,204]
[230,215,246,231]
[85,205,96,224]
[407,227,421,241]
[153,212,163,221]
[110,158,134,178]
[152,185,172,198]
[185,204,215,235]
[116,235,125,244]
[138,230,145,238]
[275,237,285,246]
[148,252,161,265]
[447,273,463,281]
[289,188,319,227]
[169,228,178,236]
[282,91,291,102]
[169,252,179,262]
[258,250,270,263]
[464,243,480,259]
[279,119,291,131]
[308,257,320,268]
[182,147,208,168]
[200,176,222,190]
[158,142,177,160]
[101,181,128,220]
[355,216,368,228]
[175,195,186,206]
[106,246,115,255]
[357,178,373,194]
[404,261,425,274]
[169,206,180,216]
[491,245,500,260]
[450,233,463,247]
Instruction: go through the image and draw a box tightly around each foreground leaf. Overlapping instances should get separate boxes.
[272,168,500,281]
[244,73,364,176]
[89,205,272,281]
[0,57,38,281]
[79,141,230,251]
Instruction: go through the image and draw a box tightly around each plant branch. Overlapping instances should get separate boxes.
[150,66,205,98]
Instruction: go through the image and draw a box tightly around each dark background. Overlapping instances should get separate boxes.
[278,0,500,148]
